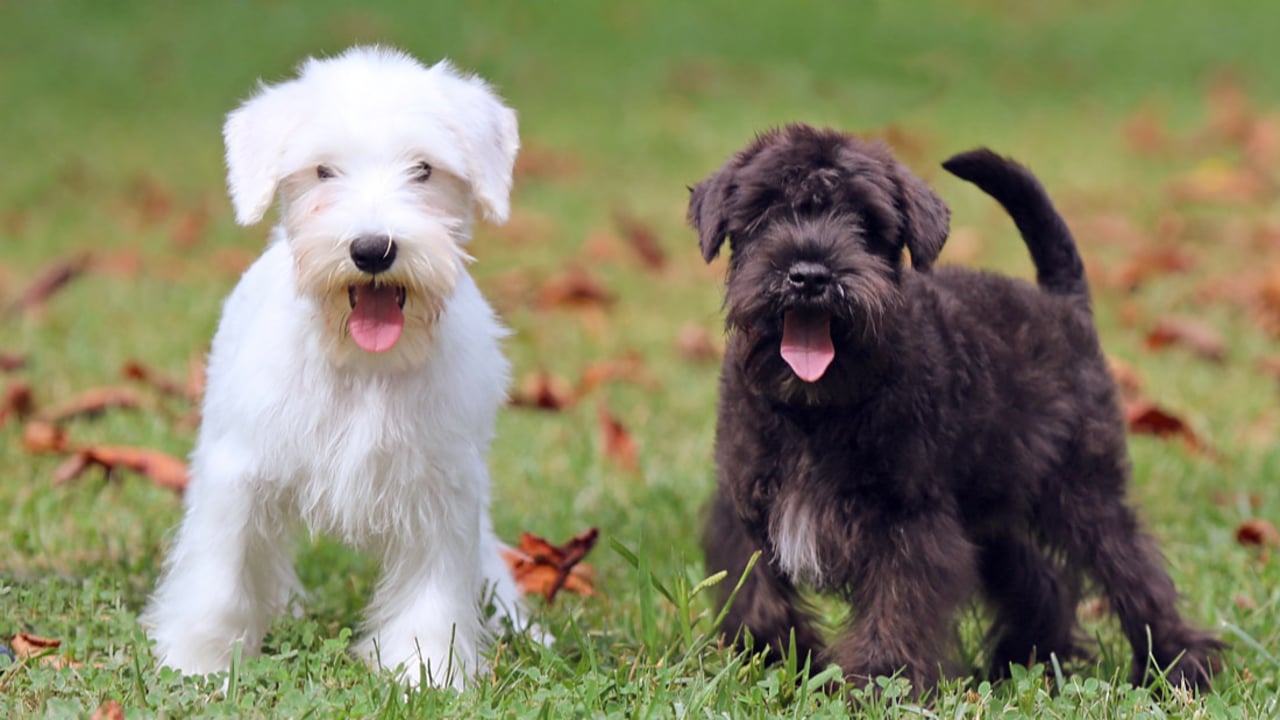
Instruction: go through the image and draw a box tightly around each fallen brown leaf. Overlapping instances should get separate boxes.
[10,632,79,668]
[513,142,583,183]
[1125,400,1208,454]
[90,249,145,278]
[1144,317,1226,362]
[597,402,639,471]
[677,322,721,363]
[131,174,174,227]
[170,205,211,249]
[1112,246,1197,291]
[1123,106,1172,156]
[0,351,26,373]
[535,266,616,310]
[41,386,148,423]
[123,359,202,401]
[53,445,189,492]
[613,211,666,271]
[578,352,654,396]
[91,700,125,720]
[22,420,69,453]
[509,371,577,411]
[1235,519,1280,561]
[499,528,599,602]
[0,381,35,427]
[1255,265,1280,337]
[8,254,91,315]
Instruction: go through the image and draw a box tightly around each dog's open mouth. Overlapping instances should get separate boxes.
[347,283,407,353]
[781,309,834,383]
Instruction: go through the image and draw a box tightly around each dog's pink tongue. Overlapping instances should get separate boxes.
[348,285,404,353]
[781,310,834,382]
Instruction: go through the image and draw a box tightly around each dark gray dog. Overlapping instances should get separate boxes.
[691,124,1220,694]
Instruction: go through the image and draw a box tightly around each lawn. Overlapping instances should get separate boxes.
[2,0,1279,717]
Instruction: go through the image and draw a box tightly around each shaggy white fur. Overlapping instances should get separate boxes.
[141,45,527,688]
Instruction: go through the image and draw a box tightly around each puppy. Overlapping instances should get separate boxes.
[142,46,527,688]
[691,125,1221,694]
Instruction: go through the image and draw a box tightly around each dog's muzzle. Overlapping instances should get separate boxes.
[780,261,836,383]
[346,235,407,354]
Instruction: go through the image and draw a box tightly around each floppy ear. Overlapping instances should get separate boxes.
[223,82,300,226]
[687,167,734,263]
[432,61,520,225]
[891,165,950,271]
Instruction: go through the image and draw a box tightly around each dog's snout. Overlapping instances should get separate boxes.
[350,235,397,274]
[787,261,832,295]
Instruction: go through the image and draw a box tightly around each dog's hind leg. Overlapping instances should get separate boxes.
[979,534,1087,678]
[703,490,823,665]
[1050,459,1223,690]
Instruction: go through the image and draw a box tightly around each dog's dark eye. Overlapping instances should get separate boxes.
[316,165,336,180]
[412,161,433,182]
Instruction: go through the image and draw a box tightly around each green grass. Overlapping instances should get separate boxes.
[3,0,1280,716]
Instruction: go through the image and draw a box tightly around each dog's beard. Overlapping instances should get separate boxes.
[288,223,468,370]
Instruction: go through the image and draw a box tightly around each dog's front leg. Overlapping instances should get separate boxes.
[704,489,824,664]
[357,507,485,689]
[828,509,977,696]
[143,451,300,675]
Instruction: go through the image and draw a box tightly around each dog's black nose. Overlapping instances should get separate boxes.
[787,261,831,295]
[350,235,397,274]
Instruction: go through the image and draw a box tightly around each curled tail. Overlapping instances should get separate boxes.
[942,148,1088,302]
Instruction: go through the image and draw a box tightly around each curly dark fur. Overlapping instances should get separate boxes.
[691,126,1222,695]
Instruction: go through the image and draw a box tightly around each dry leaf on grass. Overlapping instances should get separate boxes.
[509,371,577,411]
[122,359,204,402]
[676,322,720,363]
[53,445,189,492]
[1112,247,1197,292]
[41,386,148,423]
[10,633,80,669]
[499,528,599,602]
[170,206,211,249]
[513,142,583,183]
[613,211,666,271]
[1125,401,1209,455]
[597,402,639,471]
[578,352,654,396]
[535,266,616,310]
[1123,106,1173,156]
[0,351,26,373]
[1144,317,1226,362]
[0,381,35,427]
[91,700,125,720]
[1235,519,1280,562]
[7,254,91,315]
[22,420,69,453]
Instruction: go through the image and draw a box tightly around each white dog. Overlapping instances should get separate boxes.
[142,46,527,688]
